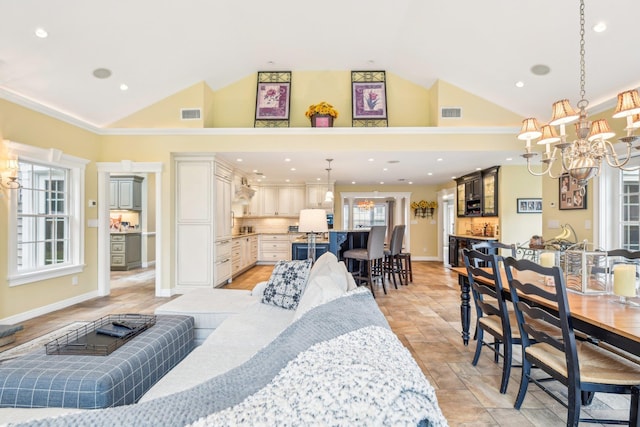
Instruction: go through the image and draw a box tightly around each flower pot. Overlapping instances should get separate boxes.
[311,114,334,128]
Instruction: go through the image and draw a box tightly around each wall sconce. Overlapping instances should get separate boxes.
[1,159,21,189]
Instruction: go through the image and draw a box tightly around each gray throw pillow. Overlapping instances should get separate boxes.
[262,259,313,310]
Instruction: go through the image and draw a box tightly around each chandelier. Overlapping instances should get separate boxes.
[357,199,375,210]
[518,0,640,190]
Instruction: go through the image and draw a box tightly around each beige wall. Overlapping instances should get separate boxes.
[0,69,530,320]
[0,99,101,319]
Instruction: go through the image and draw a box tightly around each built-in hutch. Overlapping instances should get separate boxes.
[455,166,499,217]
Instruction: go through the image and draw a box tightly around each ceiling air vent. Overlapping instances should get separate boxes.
[181,108,202,120]
[441,107,462,119]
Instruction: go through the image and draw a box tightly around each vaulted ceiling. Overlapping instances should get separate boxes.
[2,0,639,185]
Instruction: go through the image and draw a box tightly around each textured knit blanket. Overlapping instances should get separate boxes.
[11,288,447,427]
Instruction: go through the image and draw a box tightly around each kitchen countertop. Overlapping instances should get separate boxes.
[450,234,498,241]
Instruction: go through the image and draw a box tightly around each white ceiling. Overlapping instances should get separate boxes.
[2,0,639,186]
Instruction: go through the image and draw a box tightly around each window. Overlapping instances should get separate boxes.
[352,202,386,229]
[621,169,640,250]
[6,141,89,286]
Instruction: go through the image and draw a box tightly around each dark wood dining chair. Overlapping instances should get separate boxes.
[504,256,640,426]
[472,241,517,258]
[462,248,519,394]
[343,225,387,297]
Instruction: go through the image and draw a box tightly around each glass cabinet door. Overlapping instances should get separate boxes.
[482,168,498,216]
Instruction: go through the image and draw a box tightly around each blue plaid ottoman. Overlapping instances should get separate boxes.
[0,315,194,409]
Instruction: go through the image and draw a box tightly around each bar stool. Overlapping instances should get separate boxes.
[384,225,406,288]
[397,252,413,284]
[343,225,387,297]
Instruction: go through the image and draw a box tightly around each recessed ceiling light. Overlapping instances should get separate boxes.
[475,167,482,171]
[531,64,551,76]
[290,167,296,171]
[34,28,48,38]
[285,179,290,182]
[383,168,388,171]
[352,181,356,184]
[253,169,258,173]
[316,177,321,181]
[119,84,128,91]
[515,81,525,88]
[593,22,607,33]
[379,181,384,184]
[236,158,243,162]
[427,172,433,176]
[284,158,291,162]
[92,68,112,79]
[506,157,513,161]
[437,158,443,162]
[368,158,375,162]
[408,181,413,185]
[452,176,457,179]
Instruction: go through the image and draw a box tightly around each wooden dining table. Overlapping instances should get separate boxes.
[452,266,640,356]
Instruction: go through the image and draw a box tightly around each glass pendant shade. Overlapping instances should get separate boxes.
[613,90,640,118]
[517,117,542,140]
[537,124,561,145]
[587,119,616,141]
[549,99,579,125]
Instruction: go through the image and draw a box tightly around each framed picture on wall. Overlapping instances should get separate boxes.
[254,71,291,127]
[352,81,387,119]
[559,174,587,210]
[517,198,542,213]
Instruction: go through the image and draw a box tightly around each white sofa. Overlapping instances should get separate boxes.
[1,253,447,426]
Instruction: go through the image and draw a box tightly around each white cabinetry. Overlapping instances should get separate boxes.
[306,183,333,209]
[174,156,234,289]
[260,185,305,216]
[245,186,261,216]
[258,234,292,263]
[232,235,258,277]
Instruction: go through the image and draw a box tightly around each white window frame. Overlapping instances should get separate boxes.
[5,141,89,286]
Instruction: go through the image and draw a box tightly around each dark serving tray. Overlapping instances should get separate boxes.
[45,314,156,356]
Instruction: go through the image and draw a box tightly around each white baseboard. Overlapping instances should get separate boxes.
[156,288,174,297]
[0,291,99,325]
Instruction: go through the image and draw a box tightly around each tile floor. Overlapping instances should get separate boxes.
[1,262,633,426]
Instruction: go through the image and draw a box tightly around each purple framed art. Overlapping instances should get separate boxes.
[352,81,387,119]
[255,82,290,120]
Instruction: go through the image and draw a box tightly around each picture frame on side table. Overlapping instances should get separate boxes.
[254,71,291,127]
[517,198,542,214]
[559,174,587,210]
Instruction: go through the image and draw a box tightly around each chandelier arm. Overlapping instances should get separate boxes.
[600,140,633,169]
[525,157,554,177]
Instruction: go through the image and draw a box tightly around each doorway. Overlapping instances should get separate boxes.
[438,188,455,266]
[96,161,164,297]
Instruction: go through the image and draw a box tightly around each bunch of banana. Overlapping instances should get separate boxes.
[552,225,571,241]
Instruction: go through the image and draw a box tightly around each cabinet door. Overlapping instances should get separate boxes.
[289,186,306,216]
[261,186,279,216]
[482,167,499,216]
[215,176,232,239]
[246,186,260,216]
[109,181,119,209]
[456,182,465,217]
[118,180,134,209]
[277,187,292,215]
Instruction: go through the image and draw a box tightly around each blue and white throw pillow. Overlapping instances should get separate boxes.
[262,259,313,310]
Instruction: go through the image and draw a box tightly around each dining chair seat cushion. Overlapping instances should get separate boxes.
[343,248,371,261]
[262,259,313,310]
[527,341,640,386]
[478,313,521,339]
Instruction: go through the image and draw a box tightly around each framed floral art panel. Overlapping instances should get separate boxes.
[254,71,291,127]
[351,71,388,126]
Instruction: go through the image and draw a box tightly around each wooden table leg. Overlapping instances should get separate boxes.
[458,274,471,345]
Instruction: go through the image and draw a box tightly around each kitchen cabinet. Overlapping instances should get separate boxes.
[291,242,330,260]
[110,233,142,271]
[232,235,258,277]
[110,176,143,211]
[481,166,499,217]
[260,185,305,216]
[174,156,235,289]
[448,235,498,267]
[455,166,499,217]
[215,162,233,240]
[306,183,334,209]
[258,234,292,263]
